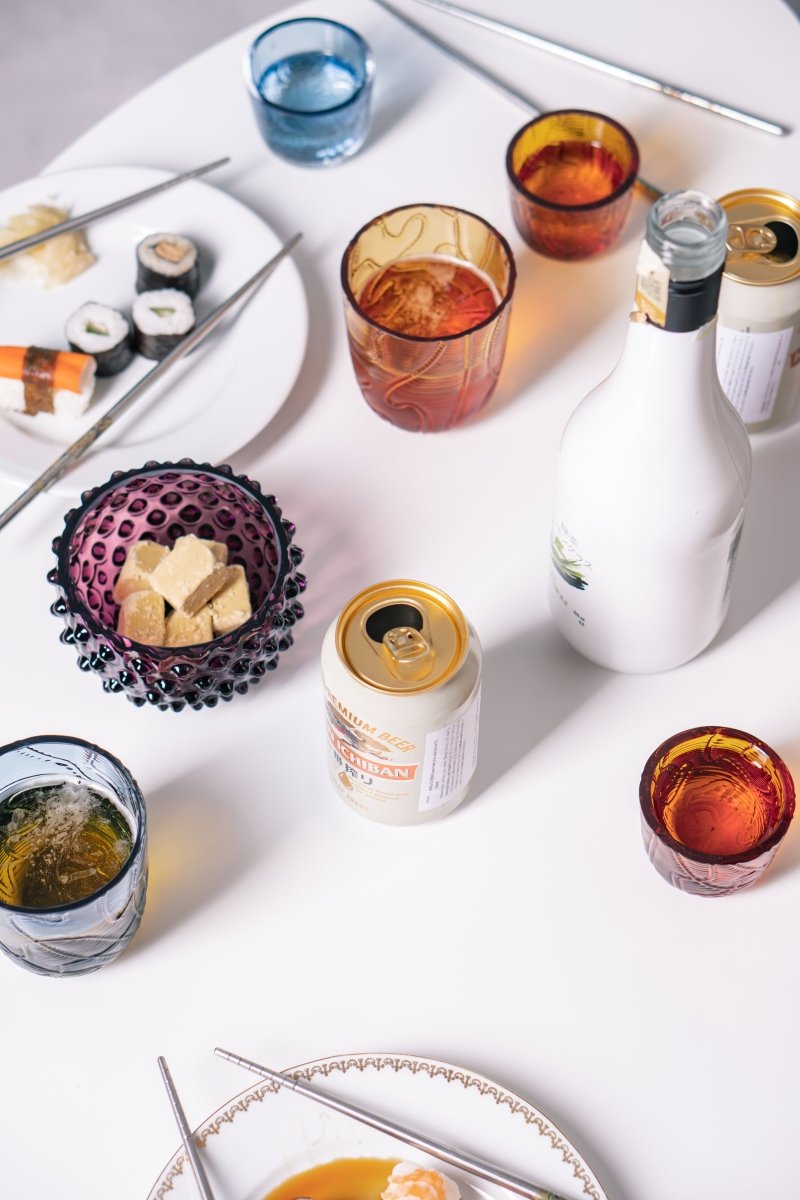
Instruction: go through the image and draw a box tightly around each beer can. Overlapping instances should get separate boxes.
[717,188,800,431]
[321,580,482,825]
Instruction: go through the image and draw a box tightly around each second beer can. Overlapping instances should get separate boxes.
[321,580,482,825]
[718,188,800,431]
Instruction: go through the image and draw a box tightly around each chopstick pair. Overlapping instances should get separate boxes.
[0,233,302,533]
[214,1048,573,1200]
[159,1048,575,1200]
[403,0,788,138]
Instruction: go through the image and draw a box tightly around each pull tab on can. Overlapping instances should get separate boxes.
[382,625,435,681]
[727,220,778,256]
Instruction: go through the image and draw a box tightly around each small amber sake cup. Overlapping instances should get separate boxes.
[341,203,516,433]
[506,110,639,260]
[639,726,795,897]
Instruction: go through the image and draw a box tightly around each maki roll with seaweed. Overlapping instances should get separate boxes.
[133,288,195,360]
[66,302,134,376]
[136,232,200,297]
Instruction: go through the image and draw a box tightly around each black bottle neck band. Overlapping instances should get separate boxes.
[661,264,724,332]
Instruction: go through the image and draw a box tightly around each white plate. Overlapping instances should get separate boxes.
[147,1053,608,1200]
[0,166,307,496]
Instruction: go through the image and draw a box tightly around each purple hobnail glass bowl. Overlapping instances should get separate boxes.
[48,460,306,712]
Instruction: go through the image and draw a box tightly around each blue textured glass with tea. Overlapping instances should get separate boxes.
[246,18,374,166]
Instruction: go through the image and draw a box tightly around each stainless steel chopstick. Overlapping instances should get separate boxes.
[0,157,230,263]
[0,232,301,532]
[406,0,789,137]
[158,1057,217,1200]
[372,0,662,202]
[214,1048,571,1200]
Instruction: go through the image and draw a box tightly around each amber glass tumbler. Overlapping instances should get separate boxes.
[640,726,795,897]
[341,204,516,432]
[506,110,639,260]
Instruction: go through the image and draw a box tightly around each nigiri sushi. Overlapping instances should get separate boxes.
[0,345,96,418]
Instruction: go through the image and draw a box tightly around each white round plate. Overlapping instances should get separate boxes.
[0,166,307,496]
[147,1052,608,1200]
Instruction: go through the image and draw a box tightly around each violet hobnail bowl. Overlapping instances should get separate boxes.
[48,460,305,712]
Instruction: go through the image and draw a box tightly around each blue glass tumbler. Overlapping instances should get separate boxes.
[245,18,374,166]
[0,735,147,976]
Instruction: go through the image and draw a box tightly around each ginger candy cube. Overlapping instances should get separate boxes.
[149,534,228,615]
[113,540,169,602]
[209,564,252,635]
[203,539,228,564]
[165,606,213,647]
[117,590,166,645]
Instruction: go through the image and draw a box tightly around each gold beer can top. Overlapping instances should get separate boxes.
[720,188,800,286]
[336,579,469,694]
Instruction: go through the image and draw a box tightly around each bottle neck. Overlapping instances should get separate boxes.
[659,264,724,332]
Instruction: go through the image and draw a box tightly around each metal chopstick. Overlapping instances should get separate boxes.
[158,1057,217,1200]
[0,157,230,263]
[214,1048,571,1200]
[0,232,302,532]
[406,0,789,137]
[372,0,662,202]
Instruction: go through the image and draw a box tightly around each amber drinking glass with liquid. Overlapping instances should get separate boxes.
[506,110,639,260]
[640,726,795,896]
[341,204,516,432]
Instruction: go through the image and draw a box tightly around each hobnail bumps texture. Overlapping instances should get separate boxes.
[48,460,306,712]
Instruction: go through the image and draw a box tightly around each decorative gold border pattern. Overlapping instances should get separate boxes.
[151,1054,604,1200]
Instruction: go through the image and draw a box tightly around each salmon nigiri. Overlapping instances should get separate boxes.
[0,345,96,418]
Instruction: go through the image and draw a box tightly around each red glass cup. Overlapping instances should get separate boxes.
[640,726,795,897]
[506,110,639,260]
[341,203,516,432]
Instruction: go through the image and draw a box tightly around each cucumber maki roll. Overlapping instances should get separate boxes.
[65,302,134,376]
[133,288,195,360]
[136,232,200,297]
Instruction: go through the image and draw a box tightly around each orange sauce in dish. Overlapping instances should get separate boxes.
[262,1158,400,1200]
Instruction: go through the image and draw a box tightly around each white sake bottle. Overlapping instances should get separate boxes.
[549,190,752,673]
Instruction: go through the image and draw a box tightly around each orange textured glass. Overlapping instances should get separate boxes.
[506,110,639,261]
[640,726,795,897]
[341,204,516,433]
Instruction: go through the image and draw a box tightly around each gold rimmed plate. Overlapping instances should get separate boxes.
[147,1052,608,1200]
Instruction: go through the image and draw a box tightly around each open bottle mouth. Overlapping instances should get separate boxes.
[646,190,728,281]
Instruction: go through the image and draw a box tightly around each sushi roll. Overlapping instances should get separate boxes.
[132,288,195,360]
[136,232,200,297]
[66,302,134,376]
[0,346,96,418]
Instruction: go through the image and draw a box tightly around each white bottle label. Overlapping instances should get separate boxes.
[716,324,792,423]
[418,688,481,812]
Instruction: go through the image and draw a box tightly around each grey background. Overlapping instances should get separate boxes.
[0,0,285,187]
[0,0,797,187]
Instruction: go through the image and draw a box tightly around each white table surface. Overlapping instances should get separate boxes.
[2,1,799,1197]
